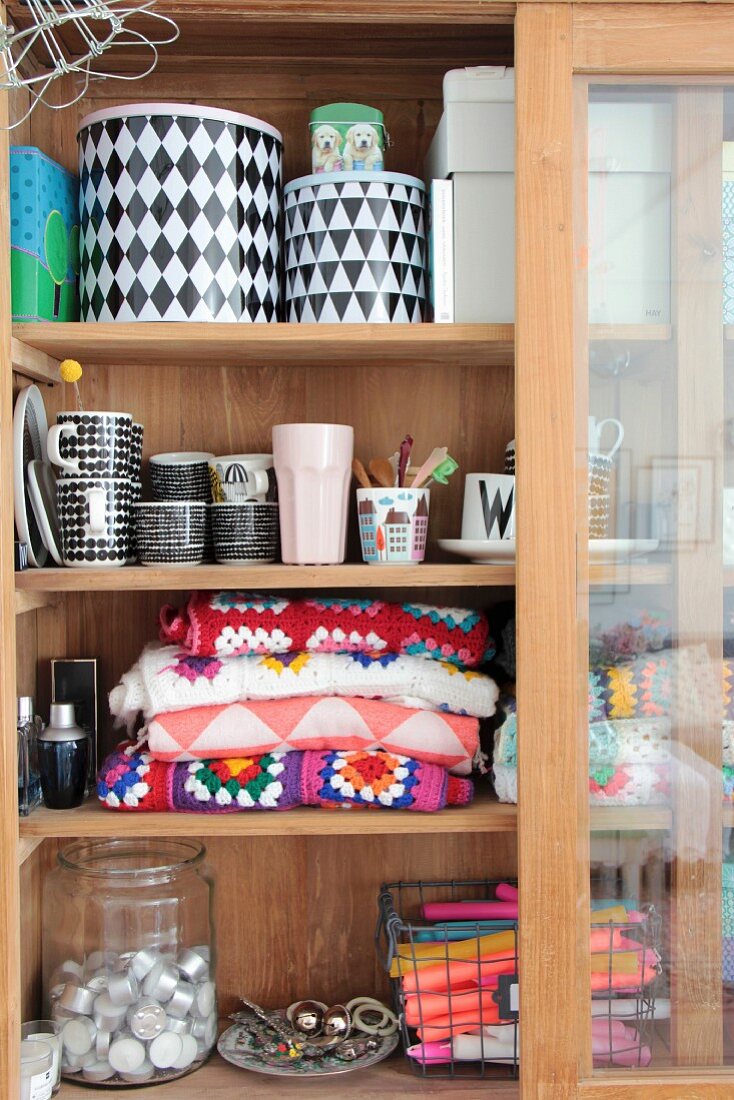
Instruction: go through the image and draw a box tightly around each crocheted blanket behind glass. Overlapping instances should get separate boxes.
[97,746,473,814]
[159,592,494,667]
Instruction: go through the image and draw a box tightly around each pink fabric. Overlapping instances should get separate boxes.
[147,695,479,774]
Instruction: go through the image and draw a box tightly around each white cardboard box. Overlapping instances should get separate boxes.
[425,67,515,323]
[588,98,672,325]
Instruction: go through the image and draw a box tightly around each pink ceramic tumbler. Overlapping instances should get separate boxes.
[273,423,354,564]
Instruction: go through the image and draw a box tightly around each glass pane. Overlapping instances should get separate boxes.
[582,82,729,1073]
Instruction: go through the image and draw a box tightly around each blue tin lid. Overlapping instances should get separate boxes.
[284,170,425,196]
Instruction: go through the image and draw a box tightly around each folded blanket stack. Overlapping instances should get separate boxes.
[494,644,732,806]
[102,593,500,813]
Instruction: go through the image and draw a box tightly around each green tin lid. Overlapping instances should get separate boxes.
[309,102,385,131]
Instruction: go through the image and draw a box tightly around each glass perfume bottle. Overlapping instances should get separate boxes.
[17,696,42,817]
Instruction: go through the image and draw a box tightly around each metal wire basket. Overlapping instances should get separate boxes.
[376,878,520,1079]
[377,879,662,1079]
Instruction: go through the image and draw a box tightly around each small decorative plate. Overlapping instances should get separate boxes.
[13,384,48,568]
[27,459,63,566]
[217,1021,399,1078]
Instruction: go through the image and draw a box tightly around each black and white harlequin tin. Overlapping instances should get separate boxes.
[284,171,427,322]
[78,104,283,322]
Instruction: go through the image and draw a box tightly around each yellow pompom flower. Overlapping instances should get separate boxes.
[59,359,83,383]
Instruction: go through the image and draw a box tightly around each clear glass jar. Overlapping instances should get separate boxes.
[42,839,216,1086]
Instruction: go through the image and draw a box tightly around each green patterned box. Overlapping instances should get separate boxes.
[10,146,80,322]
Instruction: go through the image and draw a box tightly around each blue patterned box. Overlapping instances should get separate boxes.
[10,146,80,322]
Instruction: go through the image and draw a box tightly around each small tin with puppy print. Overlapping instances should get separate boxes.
[309,103,388,173]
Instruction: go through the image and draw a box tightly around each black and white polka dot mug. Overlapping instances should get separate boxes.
[47,411,133,479]
[57,477,137,568]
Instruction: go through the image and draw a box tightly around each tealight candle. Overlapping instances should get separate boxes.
[61,1017,96,1056]
[177,949,209,983]
[59,983,97,1015]
[108,1036,146,1075]
[107,970,139,1006]
[167,981,196,1019]
[143,961,178,1002]
[165,1017,190,1035]
[95,1030,111,1059]
[129,1000,167,1040]
[130,948,160,981]
[171,1033,199,1071]
[150,1031,183,1069]
[82,1060,115,1083]
[119,1058,154,1083]
[195,980,216,1017]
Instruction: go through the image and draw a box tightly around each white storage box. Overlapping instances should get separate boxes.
[588,97,672,326]
[425,66,515,323]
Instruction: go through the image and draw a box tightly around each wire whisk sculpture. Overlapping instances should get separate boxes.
[0,0,179,129]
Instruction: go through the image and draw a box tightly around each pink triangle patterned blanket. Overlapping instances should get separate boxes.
[145,695,479,774]
[159,592,494,667]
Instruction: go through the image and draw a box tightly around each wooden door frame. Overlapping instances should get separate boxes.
[517,2,734,1096]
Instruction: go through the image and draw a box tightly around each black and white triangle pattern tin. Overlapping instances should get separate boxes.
[284,171,427,323]
[78,104,283,323]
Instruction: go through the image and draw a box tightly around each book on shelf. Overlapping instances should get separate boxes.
[429,178,454,324]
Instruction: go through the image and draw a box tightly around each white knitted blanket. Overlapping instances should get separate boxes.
[110,644,499,730]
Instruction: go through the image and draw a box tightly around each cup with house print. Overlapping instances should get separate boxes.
[356,487,430,564]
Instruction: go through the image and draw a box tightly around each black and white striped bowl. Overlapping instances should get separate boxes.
[211,502,279,563]
[149,452,214,502]
[134,502,208,567]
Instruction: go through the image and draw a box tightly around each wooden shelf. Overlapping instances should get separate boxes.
[15,563,514,592]
[11,323,515,369]
[589,324,672,343]
[590,806,672,832]
[19,789,518,838]
[588,562,671,587]
[15,562,670,593]
[19,796,675,839]
[58,1051,519,1098]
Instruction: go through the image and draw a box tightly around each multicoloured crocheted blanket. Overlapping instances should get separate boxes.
[109,645,498,729]
[159,592,494,667]
[146,696,479,775]
[97,745,474,813]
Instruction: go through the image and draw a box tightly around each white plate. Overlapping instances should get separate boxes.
[27,459,63,566]
[217,1020,398,1078]
[438,538,660,565]
[13,385,48,568]
[438,538,516,564]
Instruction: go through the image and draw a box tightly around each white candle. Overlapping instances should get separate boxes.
[150,1031,183,1069]
[61,1018,96,1056]
[24,1032,60,1091]
[171,1033,199,1070]
[82,1060,115,1083]
[120,1058,154,1083]
[108,1036,146,1074]
[195,980,215,1016]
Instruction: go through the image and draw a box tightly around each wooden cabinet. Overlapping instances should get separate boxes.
[4,2,734,1097]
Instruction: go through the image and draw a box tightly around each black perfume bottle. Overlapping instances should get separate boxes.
[37,703,90,810]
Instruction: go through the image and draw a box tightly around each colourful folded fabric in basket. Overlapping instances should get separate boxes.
[493,762,671,807]
[159,592,493,667]
[97,745,474,813]
[109,644,498,729]
[146,696,479,774]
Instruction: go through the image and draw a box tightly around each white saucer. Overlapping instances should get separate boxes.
[438,538,660,565]
[27,459,63,566]
[438,538,516,563]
